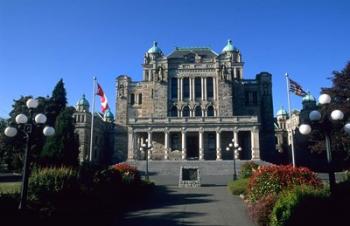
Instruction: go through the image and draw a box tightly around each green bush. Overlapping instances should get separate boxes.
[270,186,329,226]
[240,161,259,179]
[247,165,322,202]
[28,167,79,210]
[228,178,249,195]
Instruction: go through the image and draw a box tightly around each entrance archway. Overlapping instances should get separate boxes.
[186,133,199,159]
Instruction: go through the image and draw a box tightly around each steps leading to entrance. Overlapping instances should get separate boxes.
[128,160,268,176]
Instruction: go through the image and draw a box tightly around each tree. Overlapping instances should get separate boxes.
[40,107,79,167]
[309,62,350,169]
[46,79,67,126]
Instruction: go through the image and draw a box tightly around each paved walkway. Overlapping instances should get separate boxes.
[115,185,255,226]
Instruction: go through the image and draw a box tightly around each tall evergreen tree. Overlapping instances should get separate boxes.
[46,79,67,126]
[41,107,79,167]
[309,62,350,168]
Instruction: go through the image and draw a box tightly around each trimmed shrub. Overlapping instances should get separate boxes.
[228,178,249,195]
[247,193,278,226]
[270,186,329,226]
[247,165,322,202]
[28,167,79,210]
[240,161,259,179]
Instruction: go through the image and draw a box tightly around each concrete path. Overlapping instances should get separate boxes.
[115,185,255,226]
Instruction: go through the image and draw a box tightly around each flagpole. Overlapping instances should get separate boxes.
[285,73,296,167]
[89,76,97,161]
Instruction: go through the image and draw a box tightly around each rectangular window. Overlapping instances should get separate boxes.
[236,68,241,79]
[195,77,201,99]
[252,91,257,105]
[171,78,177,98]
[183,77,189,99]
[245,91,249,105]
[207,77,213,98]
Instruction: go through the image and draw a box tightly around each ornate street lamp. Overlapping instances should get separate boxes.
[299,93,350,194]
[4,98,55,210]
[140,139,153,181]
[226,139,242,180]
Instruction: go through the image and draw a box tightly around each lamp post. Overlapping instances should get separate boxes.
[226,139,242,180]
[299,93,350,194]
[140,139,153,181]
[4,98,55,210]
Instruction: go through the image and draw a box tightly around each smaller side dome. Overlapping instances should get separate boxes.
[302,92,316,103]
[222,39,234,53]
[147,41,162,54]
[276,107,288,117]
[104,108,114,122]
[75,94,90,112]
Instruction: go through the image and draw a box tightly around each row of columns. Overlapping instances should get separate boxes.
[176,77,216,101]
[128,129,260,160]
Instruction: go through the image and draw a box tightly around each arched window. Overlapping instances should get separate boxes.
[195,106,202,117]
[207,106,214,117]
[138,93,142,105]
[183,106,190,117]
[170,106,177,117]
[130,93,135,105]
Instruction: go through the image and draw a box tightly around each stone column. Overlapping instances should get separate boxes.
[164,131,169,160]
[181,130,186,160]
[147,131,152,160]
[199,129,204,160]
[216,129,222,160]
[201,77,204,101]
[127,129,134,160]
[177,78,181,100]
[180,78,183,101]
[203,77,207,101]
[251,128,260,159]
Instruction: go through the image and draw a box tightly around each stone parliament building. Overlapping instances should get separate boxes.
[112,40,276,163]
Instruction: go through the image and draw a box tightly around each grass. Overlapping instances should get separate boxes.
[0,182,21,194]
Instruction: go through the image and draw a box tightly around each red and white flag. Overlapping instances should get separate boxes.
[96,83,109,113]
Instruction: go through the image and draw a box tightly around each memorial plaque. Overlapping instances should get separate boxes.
[178,166,201,188]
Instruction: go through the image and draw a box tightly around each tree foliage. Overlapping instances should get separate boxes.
[309,62,350,168]
[46,79,67,126]
[40,107,79,167]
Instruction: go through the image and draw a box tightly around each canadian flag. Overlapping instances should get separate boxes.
[96,83,109,113]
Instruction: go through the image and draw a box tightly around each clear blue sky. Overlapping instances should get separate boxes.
[1,0,349,118]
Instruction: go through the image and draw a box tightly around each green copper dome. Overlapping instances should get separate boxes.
[276,107,288,116]
[104,108,114,121]
[147,41,162,54]
[302,93,316,103]
[76,94,89,107]
[222,39,234,53]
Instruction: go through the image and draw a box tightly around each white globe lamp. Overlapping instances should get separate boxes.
[309,110,321,121]
[319,94,331,105]
[331,110,344,121]
[43,126,55,136]
[344,123,350,135]
[15,114,28,124]
[4,127,17,137]
[299,124,312,135]
[35,113,47,124]
[26,98,39,109]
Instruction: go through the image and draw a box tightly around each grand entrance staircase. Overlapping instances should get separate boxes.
[128,160,269,185]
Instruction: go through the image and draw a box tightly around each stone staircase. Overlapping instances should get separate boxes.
[127,160,269,185]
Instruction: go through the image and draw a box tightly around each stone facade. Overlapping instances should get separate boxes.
[73,95,117,164]
[116,40,276,162]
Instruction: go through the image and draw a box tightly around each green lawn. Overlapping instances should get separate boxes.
[0,182,21,194]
